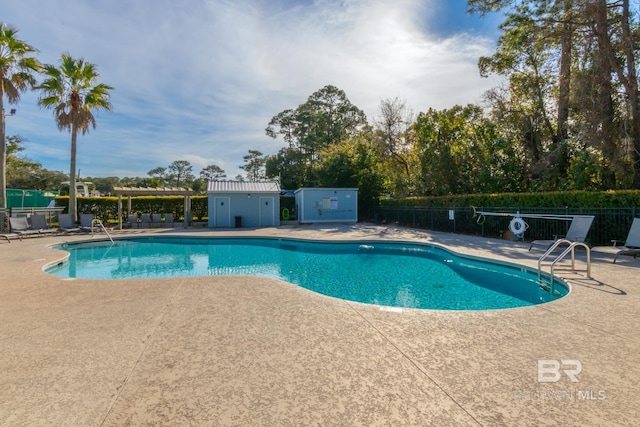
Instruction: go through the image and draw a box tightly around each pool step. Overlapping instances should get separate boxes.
[538,279,562,297]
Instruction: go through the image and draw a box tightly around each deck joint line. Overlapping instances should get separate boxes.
[99,278,187,426]
[347,302,483,425]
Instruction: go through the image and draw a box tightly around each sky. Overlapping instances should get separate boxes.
[3,0,503,180]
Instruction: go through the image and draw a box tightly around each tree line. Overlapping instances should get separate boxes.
[262,1,640,200]
[4,136,264,194]
[469,0,640,189]
[4,1,640,220]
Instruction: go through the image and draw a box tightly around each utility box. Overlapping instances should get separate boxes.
[294,188,358,224]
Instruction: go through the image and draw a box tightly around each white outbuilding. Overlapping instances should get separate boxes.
[207,180,281,228]
[294,187,358,223]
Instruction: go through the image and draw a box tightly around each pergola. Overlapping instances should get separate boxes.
[112,187,196,230]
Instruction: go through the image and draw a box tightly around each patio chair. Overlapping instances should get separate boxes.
[528,215,595,251]
[593,218,640,263]
[126,214,139,229]
[57,214,82,233]
[1,232,21,242]
[79,214,100,232]
[140,213,152,228]
[163,213,174,228]
[9,216,41,238]
[152,213,163,227]
[29,214,58,236]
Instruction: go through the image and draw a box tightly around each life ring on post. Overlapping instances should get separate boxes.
[509,217,528,237]
[281,208,290,221]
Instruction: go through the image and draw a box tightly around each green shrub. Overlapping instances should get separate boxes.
[380,190,640,209]
[55,195,209,223]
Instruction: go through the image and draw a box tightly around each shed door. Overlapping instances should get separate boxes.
[260,197,274,226]
[215,197,230,228]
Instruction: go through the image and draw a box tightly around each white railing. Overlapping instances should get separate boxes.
[91,219,114,244]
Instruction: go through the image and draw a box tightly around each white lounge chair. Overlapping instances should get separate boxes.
[9,216,41,238]
[29,214,58,236]
[58,214,81,233]
[529,215,595,251]
[593,218,640,263]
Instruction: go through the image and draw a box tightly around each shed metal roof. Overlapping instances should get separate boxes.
[294,187,358,193]
[207,180,281,193]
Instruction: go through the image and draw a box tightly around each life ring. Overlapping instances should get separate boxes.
[281,208,290,221]
[509,217,528,237]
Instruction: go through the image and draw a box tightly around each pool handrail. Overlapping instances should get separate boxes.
[538,239,591,295]
[91,218,114,244]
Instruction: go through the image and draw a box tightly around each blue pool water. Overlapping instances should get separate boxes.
[46,237,568,310]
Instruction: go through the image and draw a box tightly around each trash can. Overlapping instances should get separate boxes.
[234,216,242,228]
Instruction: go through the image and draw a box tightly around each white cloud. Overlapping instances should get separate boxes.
[3,0,500,179]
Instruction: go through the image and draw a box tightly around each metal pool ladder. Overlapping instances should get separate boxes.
[537,239,591,295]
[91,219,114,244]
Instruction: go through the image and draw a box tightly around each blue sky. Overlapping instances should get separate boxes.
[3,0,502,180]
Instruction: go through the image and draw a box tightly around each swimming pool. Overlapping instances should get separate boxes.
[46,237,568,310]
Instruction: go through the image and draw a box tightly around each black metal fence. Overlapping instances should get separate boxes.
[372,206,639,247]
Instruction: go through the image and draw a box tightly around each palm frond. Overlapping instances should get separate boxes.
[2,79,20,101]
[0,23,39,102]
[36,52,114,136]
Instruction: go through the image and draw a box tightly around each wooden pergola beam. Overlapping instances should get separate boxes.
[112,187,195,196]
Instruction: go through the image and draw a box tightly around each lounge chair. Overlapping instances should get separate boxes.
[9,216,41,238]
[152,213,163,227]
[163,213,174,228]
[140,213,152,228]
[1,232,21,242]
[57,214,82,233]
[592,218,640,263]
[29,214,58,236]
[80,213,113,233]
[529,215,595,251]
[79,213,100,232]
[126,214,139,229]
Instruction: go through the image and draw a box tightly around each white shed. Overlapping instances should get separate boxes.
[207,180,281,228]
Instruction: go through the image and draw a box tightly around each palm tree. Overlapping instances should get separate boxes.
[37,53,113,221]
[0,23,39,223]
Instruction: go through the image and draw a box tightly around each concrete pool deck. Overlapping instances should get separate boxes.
[0,223,638,426]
